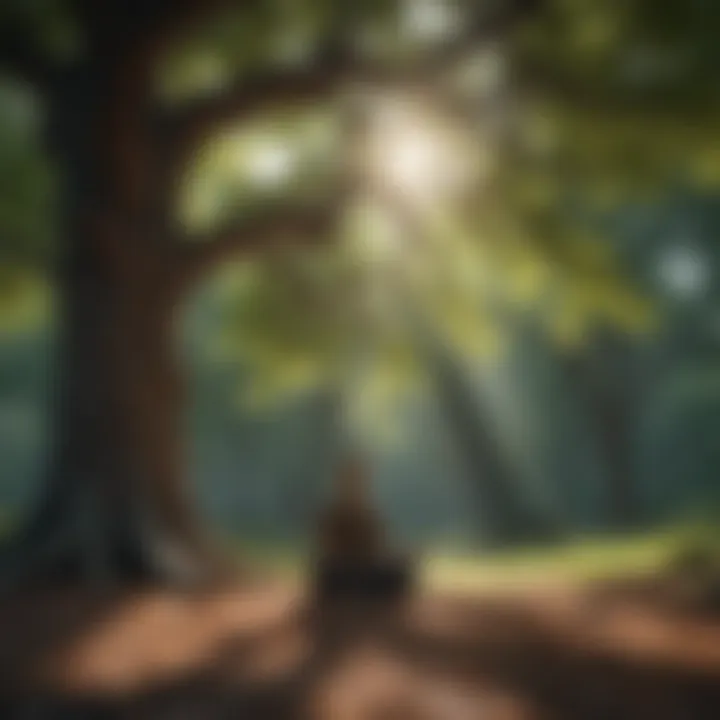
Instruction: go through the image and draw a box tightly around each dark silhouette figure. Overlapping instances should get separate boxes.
[313,456,412,604]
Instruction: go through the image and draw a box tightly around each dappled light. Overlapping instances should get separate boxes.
[656,242,710,301]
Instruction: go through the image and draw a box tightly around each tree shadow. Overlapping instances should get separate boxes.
[383,594,720,720]
[2,589,719,719]
[0,592,396,720]
[0,586,130,694]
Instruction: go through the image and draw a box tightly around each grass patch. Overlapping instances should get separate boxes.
[422,532,675,591]
[232,524,720,591]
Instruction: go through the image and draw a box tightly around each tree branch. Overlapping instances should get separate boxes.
[163,0,544,167]
[417,0,544,74]
[78,0,247,218]
[73,0,239,48]
[168,61,351,159]
[170,200,340,293]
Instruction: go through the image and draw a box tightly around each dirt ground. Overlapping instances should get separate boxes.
[0,579,718,719]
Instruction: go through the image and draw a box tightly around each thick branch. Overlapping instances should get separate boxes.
[74,0,238,49]
[170,201,339,293]
[418,0,544,73]
[168,62,351,160]
[79,0,244,217]
[164,0,543,166]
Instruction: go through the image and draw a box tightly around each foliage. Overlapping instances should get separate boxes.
[178,0,720,411]
[0,79,54,332]
[3,0,720,403]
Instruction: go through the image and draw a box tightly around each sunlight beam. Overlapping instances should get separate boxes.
[243,139,296,189]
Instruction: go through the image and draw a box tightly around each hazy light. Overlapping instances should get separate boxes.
[348,200,406,262]
[656,243,710,299]
[401,0,460,43]
[454,47,507,96]
[363,99,481,205]
[244,140,296,188]
[380,123,444,197]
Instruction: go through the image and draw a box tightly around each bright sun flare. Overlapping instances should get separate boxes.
[361,98,487,208]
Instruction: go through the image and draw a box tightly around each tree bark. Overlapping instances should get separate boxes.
[0,41,239,586]
[559,336,638,529]
[4,204,222,587]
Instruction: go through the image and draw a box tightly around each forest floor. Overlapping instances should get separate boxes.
[0,566,719,720]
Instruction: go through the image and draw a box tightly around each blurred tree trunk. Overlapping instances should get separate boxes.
[19,232,212,583]
[9,145,216,584]
[283,389,343,539]
[1,23,335,585]
[560,334,639,528]
[0,37,227,585]
[422,334,559,546]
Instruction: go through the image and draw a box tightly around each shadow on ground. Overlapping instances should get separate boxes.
[0,584,719,719]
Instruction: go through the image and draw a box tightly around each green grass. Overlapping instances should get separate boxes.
[1,512,717,592]
[424,524,720,590]
[234,524,720,591]
[422,533,673,591]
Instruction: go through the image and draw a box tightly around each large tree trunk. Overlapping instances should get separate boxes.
[0,44,233,587]
[0,22,311,586]
[3,199,219,587]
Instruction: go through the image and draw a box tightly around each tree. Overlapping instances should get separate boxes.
[0,0,546,585]
[558,334,639,526]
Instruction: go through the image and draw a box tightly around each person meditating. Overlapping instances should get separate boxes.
[313,454,411,602]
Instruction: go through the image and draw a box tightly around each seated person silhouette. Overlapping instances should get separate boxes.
[313,455,412,603]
